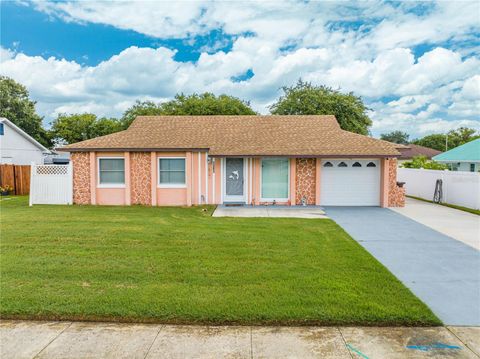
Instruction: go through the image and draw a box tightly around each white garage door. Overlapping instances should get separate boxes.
[320,159,380,206]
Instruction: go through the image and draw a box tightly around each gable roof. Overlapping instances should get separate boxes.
[398,144,442,160]
[0,117,51,153]
[60,115,401,157]
[433,138,480,162]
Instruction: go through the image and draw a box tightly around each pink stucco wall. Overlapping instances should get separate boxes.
[96,188,126,205]
[71,152,400,207]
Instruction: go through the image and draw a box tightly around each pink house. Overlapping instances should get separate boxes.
[60,115,405,207]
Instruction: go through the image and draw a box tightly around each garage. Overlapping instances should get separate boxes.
[320,159,381,206]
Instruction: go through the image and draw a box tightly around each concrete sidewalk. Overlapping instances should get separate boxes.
[1,320,479,359]
[391,197,480,250]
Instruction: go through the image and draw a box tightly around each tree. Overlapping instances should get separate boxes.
[269,79,372,135]
[380,131,410,144]
[447,127,480,149]
[49,113,122,145]
[0,76,51,147]
[401,156,448,170]
[412,134,447,151]
[412,127,479,152]
[121,93,256,128]
[120,100,163,129]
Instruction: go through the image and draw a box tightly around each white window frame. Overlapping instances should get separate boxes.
[158,157,187,188]
[260,157,290,202]
[97,157,126,188]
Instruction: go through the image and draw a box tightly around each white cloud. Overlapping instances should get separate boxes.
[2,1,480,137]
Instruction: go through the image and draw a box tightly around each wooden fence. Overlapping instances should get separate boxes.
[0,164,31,195]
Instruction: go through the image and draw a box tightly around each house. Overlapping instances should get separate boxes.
[433,138,480,172]
[0,117,51,165]
[397,144,441,165]
[60,115,405,207]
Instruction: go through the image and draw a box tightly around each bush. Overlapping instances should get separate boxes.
[401,156,448,170]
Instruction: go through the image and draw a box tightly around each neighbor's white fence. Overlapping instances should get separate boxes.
[29,163,73,206]
[397,168,480,210]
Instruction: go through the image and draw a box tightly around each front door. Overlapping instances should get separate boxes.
[224,158,245,203]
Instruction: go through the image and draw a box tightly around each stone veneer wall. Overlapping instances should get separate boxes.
[388,158,405,207]
[71,152,91,205]
[295,158,316,205]
[130,152,152,205]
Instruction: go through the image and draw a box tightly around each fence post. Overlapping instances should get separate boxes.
[29,162,35,206]
[68,162,73,205]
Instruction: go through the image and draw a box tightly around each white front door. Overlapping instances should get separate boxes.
[223,158,246,203]
[320,159,381,206]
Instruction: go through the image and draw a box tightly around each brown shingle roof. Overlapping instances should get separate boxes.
[60,115,401,157]
[398,144,442,159]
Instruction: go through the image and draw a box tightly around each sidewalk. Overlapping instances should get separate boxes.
[1,320,479,358]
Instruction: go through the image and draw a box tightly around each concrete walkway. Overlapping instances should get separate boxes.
[1,320,479,359]
[325,206,480,326]
[213,205,328,218]
[391,197,480,250]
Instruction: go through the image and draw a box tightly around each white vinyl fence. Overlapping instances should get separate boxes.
[398,168,480,210]
[29,163,73,206]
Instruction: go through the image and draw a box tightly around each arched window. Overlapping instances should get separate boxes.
[352,162,362,167]
[323,161,333,167]
[367,162,376,167]
[338,162,348,167]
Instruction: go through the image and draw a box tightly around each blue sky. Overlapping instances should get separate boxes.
[1,0,479,138]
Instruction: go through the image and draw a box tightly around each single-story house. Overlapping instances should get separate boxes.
[60,115,405,207]
[0,117,51,165]
[433,138,480,172]
[397,144,441,165]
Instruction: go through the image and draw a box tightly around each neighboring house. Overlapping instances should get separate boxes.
[397,144,441,165]
[44,151,71,165]
[60,115,405,207]
[433,138,480,172]
[0,117,51,165]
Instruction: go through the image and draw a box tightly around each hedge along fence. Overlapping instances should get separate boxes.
[0,164,31,195]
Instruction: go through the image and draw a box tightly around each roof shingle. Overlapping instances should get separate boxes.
[60,115,401,157]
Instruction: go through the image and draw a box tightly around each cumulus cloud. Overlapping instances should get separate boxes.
[2,0,479,137]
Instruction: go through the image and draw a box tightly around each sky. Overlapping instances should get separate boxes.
[1,0,479,139]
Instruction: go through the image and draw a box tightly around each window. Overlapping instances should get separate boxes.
[352,162,362,167]
[261,158,289,199]
[470,163,475,172]
[99,158,125,186]
[366,162,377,167]
[338,161,348,167]
[0,123,4,135]
[159,158,186,186]
[323,161,333,167]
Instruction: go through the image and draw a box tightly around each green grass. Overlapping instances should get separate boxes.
[407,195,480,216]
[0,196,440,326]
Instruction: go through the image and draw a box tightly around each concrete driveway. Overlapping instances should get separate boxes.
[391,197,480,250]
[325,206,480,326]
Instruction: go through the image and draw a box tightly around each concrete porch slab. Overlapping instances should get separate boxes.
[212,205,328,218]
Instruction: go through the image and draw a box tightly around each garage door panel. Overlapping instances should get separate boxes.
[320,160,380,206]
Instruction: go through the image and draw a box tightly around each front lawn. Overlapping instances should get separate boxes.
[0,196,440,326]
